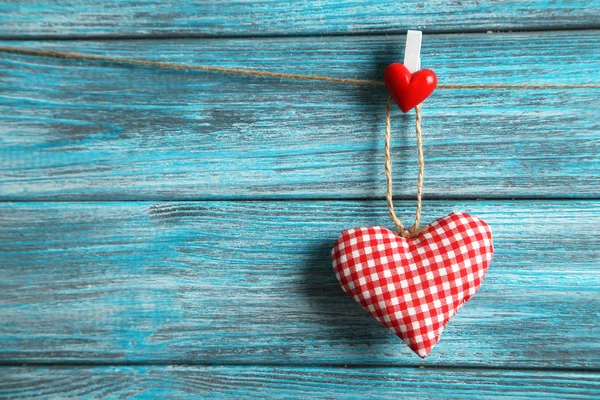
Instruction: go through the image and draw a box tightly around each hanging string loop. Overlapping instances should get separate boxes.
[384,96,424,238]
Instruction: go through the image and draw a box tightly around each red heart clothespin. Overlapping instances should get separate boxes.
[384,63,437,113]
[384,30,437,113]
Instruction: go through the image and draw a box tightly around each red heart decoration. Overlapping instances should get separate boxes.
[384,63,437,113]
[331,212,493,358]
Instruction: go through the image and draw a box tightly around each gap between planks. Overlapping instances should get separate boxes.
[1,197,599,203]
[1,362,600,373]
[2,25,600,41]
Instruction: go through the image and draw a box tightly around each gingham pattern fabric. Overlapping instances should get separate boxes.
[331,212,493,358]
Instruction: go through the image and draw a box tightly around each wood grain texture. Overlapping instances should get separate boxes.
[1,1,600,38]
[1,366,599,399]
[1,200,598,367]
[1,32,599,200]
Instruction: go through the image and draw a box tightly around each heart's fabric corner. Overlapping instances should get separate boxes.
[331,212,493,358]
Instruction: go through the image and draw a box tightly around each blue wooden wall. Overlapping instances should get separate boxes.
[1,2,599,398]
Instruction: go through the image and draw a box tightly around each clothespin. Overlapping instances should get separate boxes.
[403,30,422,73]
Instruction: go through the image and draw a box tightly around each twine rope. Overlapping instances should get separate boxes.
[385,97,424,238]
[0,46,599,89]
[1,45,598,236]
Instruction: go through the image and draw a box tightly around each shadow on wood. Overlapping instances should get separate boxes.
[300,238,398,362]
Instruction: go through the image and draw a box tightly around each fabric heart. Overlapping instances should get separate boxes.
[384,63,437,113]
[331,212,493,358]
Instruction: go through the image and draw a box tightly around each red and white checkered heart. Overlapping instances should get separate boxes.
[331,212,493,358]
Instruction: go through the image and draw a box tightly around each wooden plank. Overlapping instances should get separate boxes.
[1,200,598,367]
[1,1,600,38]
[1,366,599,399]
[1,32,599,201]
